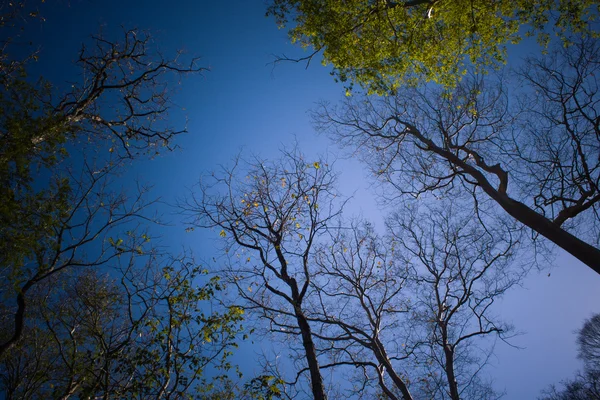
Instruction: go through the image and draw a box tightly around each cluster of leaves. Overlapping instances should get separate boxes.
[268,0,599,91]
[0,61,73,277]
[0,255,247,399]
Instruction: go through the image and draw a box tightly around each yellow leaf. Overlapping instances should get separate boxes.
[313,162,320,169]
[219,230,227,237]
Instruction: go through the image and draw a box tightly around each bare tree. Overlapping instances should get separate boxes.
[304,197,520,400]
[310,221,415,400]
[388,199,521,400]
[540,370,600,400]
[183,148,344,400]
[50,28,204,158]
[578,314,600,372]
[314,35,600,275]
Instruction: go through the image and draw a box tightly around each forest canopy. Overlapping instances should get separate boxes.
[268,0,599,91]
[0,0,599,399]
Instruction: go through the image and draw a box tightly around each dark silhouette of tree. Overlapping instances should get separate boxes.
[540,313,600,400]
[311,220,415,400]
[314,35,600,275]
[306,197,520,399]
[578,314,600,371]
[0,11,202,357]
[387,199,520,399]
[183,148,343,400]
[0,252,245,399]
[183,144,527,399]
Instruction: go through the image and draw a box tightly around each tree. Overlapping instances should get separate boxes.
[0,251,246,399]
[183,146,527,399]
[0,13,203,357]
[314,35,600,275]
[267,0,599,92]
[311,220,415,399]
[578,314,600,371]
[540,370,600,400]
[307,197,520,400]
[183,149,343,400]
[387,199,520,399]
[540,313,600,400]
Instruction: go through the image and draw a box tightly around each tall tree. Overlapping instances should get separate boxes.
[0,11,202,356]
[387,199,520,399]
[307,197,520,399]
[183,149,343,400]
[0,251,246,399]
[314,35,600,275]
[311,221,415,400]
[578,314,600,371]
[267,0,598,92]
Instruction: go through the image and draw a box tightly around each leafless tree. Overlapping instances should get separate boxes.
[314,34,600,275]
[310,221,416,400]
[49,28,204,158]
[578,314,600,373]
[304,197,520,400]
[183,148,344,400]
[387,199,521,400]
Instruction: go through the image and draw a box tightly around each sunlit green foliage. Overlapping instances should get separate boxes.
[268,0,599,91]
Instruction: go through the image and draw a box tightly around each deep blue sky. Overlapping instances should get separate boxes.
[21,1,600,398]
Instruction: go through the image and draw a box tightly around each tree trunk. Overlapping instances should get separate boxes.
[0,279,34,358]
[490,193,600,275]
[372,337,414,400]
[420,136,600,275]
[443,344,460,400]
[294,307,327,400]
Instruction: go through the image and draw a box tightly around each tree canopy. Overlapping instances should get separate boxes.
[1,1,598,398]
[268,0,599,91]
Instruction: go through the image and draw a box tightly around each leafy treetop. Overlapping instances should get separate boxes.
[268,0,599,92]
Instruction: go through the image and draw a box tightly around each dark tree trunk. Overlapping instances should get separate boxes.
[419,135,600,275]
[372,337,414,400]
[294,307,327,400]
[443,344,460,400]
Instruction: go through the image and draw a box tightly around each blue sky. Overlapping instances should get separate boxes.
[22,1,600,398]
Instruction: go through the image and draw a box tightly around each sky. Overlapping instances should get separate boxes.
[18,1,600,398]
